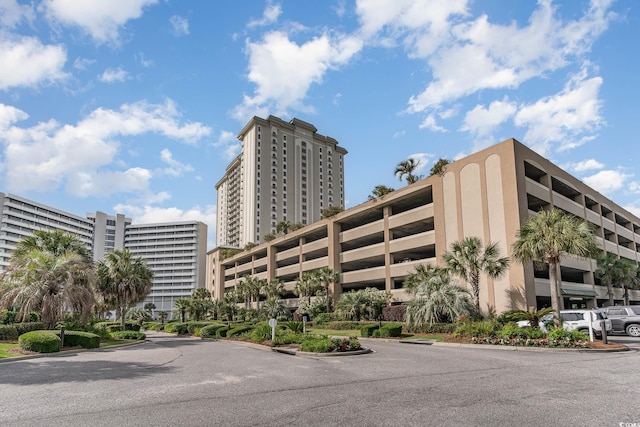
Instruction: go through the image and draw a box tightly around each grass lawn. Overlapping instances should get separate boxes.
[0,342,21,358]
[99,339,138,348]
[306,328,360,337]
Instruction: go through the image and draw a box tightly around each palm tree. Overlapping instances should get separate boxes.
[1,248,95,328]
[395,158,422,184]
[127,307,151,326]
[368,185,395,200]
[429,158,450,177]
[192,288,211,300]
[96,249,154,330]
[335,290,368,321]
[276,221,291,235]
[405,267,475,325]
[158,310,169,325]
[144,302,156,316]
[294,272,321,305]
[261,297,290,320]
[595,253,637,306]
[512,209,599,324]
[262,279,285,299]
[0,230,95,328]
[173,298,191,323]
[404,264,448,296]
[502,307,554,330]
[313,267,339,313]
[442,237,510,312]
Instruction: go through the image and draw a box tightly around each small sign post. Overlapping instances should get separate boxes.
[269,318,277,341]
[303,316,308,334]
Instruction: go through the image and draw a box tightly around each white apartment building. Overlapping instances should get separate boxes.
[125,221,207,314]
[0,193,94,269]
[216,115,348,248]
[86,211,131,262]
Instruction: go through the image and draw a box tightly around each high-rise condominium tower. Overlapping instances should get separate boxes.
[216,115,348,248]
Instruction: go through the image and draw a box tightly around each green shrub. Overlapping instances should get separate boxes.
[496,309,529,324]
[311,312,338,326]
[19,331,61,353]
[216,327,229,338]
[199,324,226,338]
[377,323,403,337]
[272,332,305,345]
[142,322,159,330]
[226,325,252,337]
[164,322,189,334]
[54,330,101,349]
[150,323,166,331]
[12,322,46,337]
[360,324,379,337]
[454,320,501,338]
[405,322,457,334]
[0,309,17,324]
[498,323,529,339]
[251,324,273,342]
[187,322,214,334]
[328,321,376,330]
[0,325,18,340]
[284,321,304,333]
[330,336,362,351]
[300,335,332,352]
[111,331,146,340]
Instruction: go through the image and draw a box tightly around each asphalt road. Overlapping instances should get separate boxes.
[0,332,638,427]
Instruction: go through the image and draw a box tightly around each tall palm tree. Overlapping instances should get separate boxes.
[313,267,339,313]
[404,264,449,296]
[512,209,599,323]
[144,302,156,316]
[173,298,191,323]
[294,272,321,305]
[276,221,291,235]
[0,230,95,328]
[335,290,368,321]
[394,158,422,185]
[368,185,395,200]
[1,249,95,328]
[596,252,629,306]
[262,279,285,299]
[96,249,154,330]
[442,237,510,312]
[405,268,475,325]
[261,297,290,320]
[429,158,450,177]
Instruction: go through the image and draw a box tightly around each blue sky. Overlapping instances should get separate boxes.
[1,0,639,249]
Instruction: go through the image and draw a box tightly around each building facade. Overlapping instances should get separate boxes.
[0,193,208,316]
[125,221,208,314]
[0,193,94,269]
[207,138,640,313]
[216,115,348,248]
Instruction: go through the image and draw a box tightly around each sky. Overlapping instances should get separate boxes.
[1,0,639,250]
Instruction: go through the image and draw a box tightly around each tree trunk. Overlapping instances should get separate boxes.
[549,262,561,327]
[325,284,330,313]
[607,283,615,306]
[623,285,629,306]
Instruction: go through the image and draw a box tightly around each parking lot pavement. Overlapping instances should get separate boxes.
[0,334,639,426]
[608,334,640,349]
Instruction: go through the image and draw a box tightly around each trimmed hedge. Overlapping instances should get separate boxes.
[54,330,101,349]
[187,322,215,334]
[328,321,377,330]
[198,324,226,338]
[216,327,229,338]
[226,325,253,338]
[94,321,141,332]
[111,330,146,340]
[19,331,61,353]
[374,323,403,337]
[164,322,189,334]
[406,323,457,334]
[360,324,379,337]
[0,322,46,340]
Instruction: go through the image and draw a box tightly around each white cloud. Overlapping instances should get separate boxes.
[407,152,432,175]
[169,15,189,36]
[247,2,282,29]
[462,98,517,137]
[368,0,614,124]
[41,0,159,44]
[213,130,241,161]
[0,0,34,28]
[418,114,446,132]
[232,30,362,119]
[0,100,211,195]
[99,67,130,83]
[73,57,96,70]
[0,34,67,90]
[0,103,28,128]
[159,148,194,177]
[136,52,153,67]
[514,66,604,155]
[563,159,604,173]
[582,170,631,195]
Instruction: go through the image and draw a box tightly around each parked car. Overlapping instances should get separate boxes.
[517,309,612,337]
[597,306,640,337]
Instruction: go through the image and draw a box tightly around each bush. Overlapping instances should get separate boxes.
[328,321,376,330]
[94,321,141,333]
[164,322,189,334]
[199,324,226,338]
[142,322,159,330]
[0,325,18,340]
[54,330,101,349]
[498,323,529,339]
[0,309,17,324]
[251,324,273,342]
[496,309,529,324]
[382,305,406,322]
[19,331,61,353]
[187,322,215,334]
[216,327,229,338]
[376,323,403,337]
[300,335,332,353]
[272,332,305,345]
[454,320,501,338]
[311,312,338,326]
[150,323,166,331]
[405,322,457,334]
[284,321,304,333]
[330,336,362,351]
[226,325,253,337]
[111,331,146,340]
[360,324,379,337]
